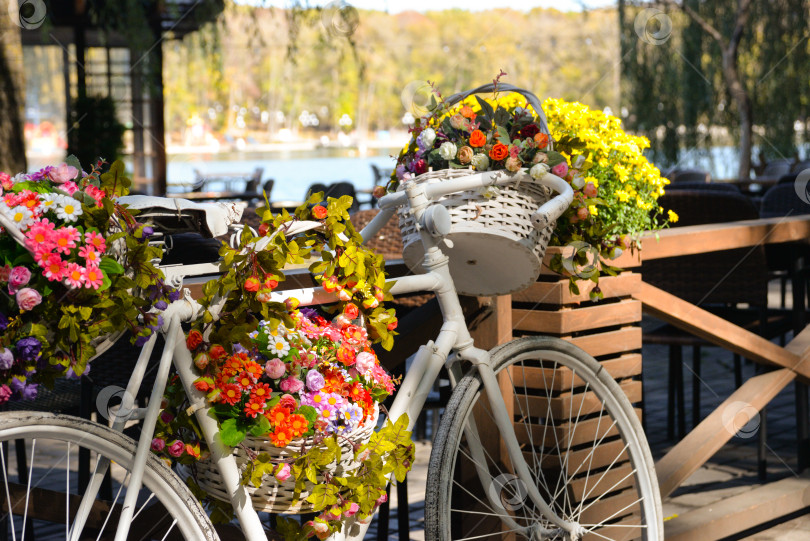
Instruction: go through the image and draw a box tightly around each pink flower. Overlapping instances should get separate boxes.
[275,463,291,482]
[24,219,56,251]
[60,181,79,195]
[0,384,11,405]
[85,231,106,253]
[167,440,185,457]
[0,173,11,190]
[0,265,10,282]
[41,253,67,282]
[343,502,360,517]
[54,227,80,254]
[16,288,42,311]
[551,162,569,178]
[84,184,106,207]
[308,521,329,539]
[78,245,100,266]
[355,352,376,375]
[321,507,341,521]
[375,493,388,507]
[50,163,79,184]
[8,266,31,292]
[151,438,165,452]
[583,182,598,198]
[279,376,304,394]
[83,265,104,290]
[265,359,286,380]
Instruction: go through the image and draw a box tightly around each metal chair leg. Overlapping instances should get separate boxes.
[397,478,409,540]
[692,345,701,429]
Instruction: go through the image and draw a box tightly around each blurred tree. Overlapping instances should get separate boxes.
[620,0,810,177]
[0,0,27,173]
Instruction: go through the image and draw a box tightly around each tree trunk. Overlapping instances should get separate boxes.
[0,1,27,174]
[723,50,752,180]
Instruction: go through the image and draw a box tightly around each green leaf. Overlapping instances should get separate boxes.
[475,96,495,119]
[249,414,271,437]
[219,418,247,447]
[99,257,125,275]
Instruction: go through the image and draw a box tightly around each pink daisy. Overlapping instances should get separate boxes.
[60,181,79,195]
[64,263,85,288]
[83,265,104,290]
[78,245,100,266]
[54,227,80,254]
[24,219,56,251]
[41,254,67,282]
[85,231,106,253]
[85,185,106,207]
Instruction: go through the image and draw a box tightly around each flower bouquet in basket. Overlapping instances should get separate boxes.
[389,73,671,298]
[0,159,171,401]
[153,194,413,540]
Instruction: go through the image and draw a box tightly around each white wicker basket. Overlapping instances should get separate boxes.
[187,406,378,514]
[398,168,554,296]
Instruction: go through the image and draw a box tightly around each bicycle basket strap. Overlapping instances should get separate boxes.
[443,83,550,135]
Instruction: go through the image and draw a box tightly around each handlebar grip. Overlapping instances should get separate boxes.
[530,174,574,230]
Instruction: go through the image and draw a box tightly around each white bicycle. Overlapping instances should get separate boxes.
[0,169,663,540]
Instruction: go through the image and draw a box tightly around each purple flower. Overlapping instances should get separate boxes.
[142,226,154,239]
[232,343,247,354]
[0,348,13,370]
[0,385,11,405]
[134,334,151,347]
[10,379,37,400]
[154,300,168,311]
[306,370,325,392]
[15,337,41,362]
[160,411,174,424]
[299,307,319,319]
[0,312,7,332]
[167,289,181,302]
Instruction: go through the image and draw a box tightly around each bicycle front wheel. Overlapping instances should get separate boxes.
[0,411,218,540]
[425,336,663,540]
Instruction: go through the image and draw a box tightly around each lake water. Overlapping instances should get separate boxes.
[166,148,399,202]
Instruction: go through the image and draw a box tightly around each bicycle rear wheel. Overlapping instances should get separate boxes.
[425,336,663,540]
[0,411,218,540]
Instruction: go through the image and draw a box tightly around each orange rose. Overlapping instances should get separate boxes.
[209,345,227,360]
[460,105,476,119]
[534,133,549,148]
[489,143,509,161]
[244,276,261,292]
[186,330,203,351]
[344,303,359,320]
[469,130,486,148]
[312,205,328,219]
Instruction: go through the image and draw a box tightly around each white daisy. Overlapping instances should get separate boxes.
[268,335,290,357]
[7,206,34,230]
[38,193,60,212]
[55,197,83,222]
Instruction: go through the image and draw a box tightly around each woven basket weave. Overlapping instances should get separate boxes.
[188,406,378,514]
[398,168,553,296]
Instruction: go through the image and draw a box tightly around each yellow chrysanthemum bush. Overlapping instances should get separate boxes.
[541,98,671,298]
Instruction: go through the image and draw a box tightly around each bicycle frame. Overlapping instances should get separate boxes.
[75,169,577,540]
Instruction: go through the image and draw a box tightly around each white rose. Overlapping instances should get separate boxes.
[439,141,458,161]
[471,154,490,171]
[571,174,586,189]
[573,155,587,168]
[418,128,436,149]
[529,163,550,180]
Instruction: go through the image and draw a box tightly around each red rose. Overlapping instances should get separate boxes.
[413,159,428,175]
[264,277,279,290]
[469,130,486,148]
[344,303,359,320]
[193,379,211,392]
[520,124,540,139]
[244,276,261,292]
[312,205,328,219]
[209,345,227,360]
[489,143,509,161]
[258,222,270,236]
[186,330,203,351]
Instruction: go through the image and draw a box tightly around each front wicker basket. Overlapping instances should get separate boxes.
[187,406,378,514]
[398,168,554,296]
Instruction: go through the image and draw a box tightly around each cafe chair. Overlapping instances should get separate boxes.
[759,159,793,180]
[665,181,740,193]
[791,160,810,174]
[643,190,791,478]
[666,168,712,183]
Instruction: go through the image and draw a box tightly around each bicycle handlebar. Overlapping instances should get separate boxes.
[375,169,573,231]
